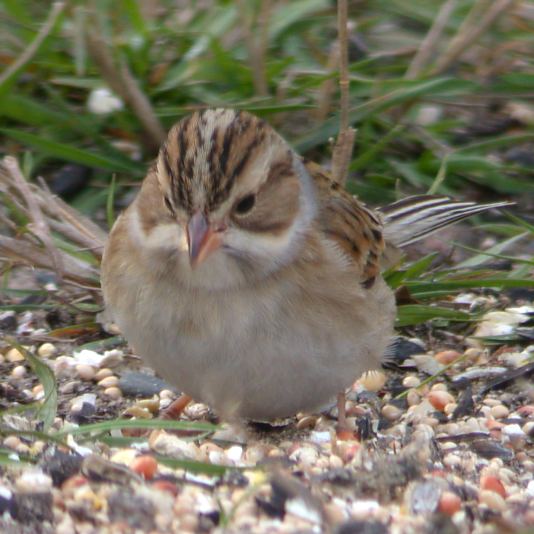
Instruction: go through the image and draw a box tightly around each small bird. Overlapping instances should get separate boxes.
[101,109,509,423]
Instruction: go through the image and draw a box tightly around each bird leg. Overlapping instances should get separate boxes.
[336,392,348,429]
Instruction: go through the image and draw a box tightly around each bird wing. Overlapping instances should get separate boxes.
[304,160,385,288]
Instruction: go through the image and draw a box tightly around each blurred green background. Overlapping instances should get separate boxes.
[1,0,533,216]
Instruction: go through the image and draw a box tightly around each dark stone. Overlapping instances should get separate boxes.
[0,488,13,515]
[40,448,83,486]
[0,312,17,331]
[118,371,177,397]
[221,470,249,488]
[336,520,388,534]
[49,164,92,198]
[452,386,475,419]
[470,439,514,461]
[107,491,156,531]
[11,491,53,523]
[198,510,220,531]
[479,362,534,395]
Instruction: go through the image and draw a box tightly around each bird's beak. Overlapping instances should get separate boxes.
[186,211,223,268]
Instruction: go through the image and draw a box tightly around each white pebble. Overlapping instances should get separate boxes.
[402,376,421,388]
[37,343,57,358]
[11,365,27,379]
[103,386,122,399]
[75,364,96,381]
[490,405,509,419]
[226,445,243,464]
[15,470,53,492]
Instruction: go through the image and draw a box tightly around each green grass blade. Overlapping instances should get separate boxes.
[1,129,143,175]
[8,339,58,432]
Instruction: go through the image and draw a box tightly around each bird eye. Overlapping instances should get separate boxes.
[164,196,174,214]
[234,194,256,215]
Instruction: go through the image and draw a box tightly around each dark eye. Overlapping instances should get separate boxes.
[164,196,174,214]
[234,194,256,215]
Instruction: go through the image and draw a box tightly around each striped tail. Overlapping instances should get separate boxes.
[379,195,513,248]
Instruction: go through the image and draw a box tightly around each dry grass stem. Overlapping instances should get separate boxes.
[237,0,271,96]
[431,0,517,75]
[86,28,165,152]
[0,158,105,288]
[2,157,64,280]
[314,43,339,121]
[405,0,457,79]
[0,2,65,87]
[331,0,355,186]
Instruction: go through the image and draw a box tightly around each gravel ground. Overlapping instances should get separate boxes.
[0,278,533,533]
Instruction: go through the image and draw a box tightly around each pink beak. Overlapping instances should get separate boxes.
[186,211,223,268]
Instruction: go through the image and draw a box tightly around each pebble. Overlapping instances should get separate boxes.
[32,384,44,400]
[490,405,509,419]
[6,347,24,362]
[402,376,421,388]
[11,365,27,379]
[15,470,53,492]
[97,375,119,388]
[37,343,57,358]
[435,350,461,365]
[103,386,122,399]
[149,431,199,460]
[118,371,175,397]
[479,489,506,512]
[289,446,319,468]
[406,390,420,407]
[382,404,403,421]
[3,436,21,449]
[94,368,113,381]
[75,364,96,381]
[427,390,454,412]
[443,454,462,469]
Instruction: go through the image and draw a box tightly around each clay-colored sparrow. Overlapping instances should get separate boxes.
[101,109,509,422]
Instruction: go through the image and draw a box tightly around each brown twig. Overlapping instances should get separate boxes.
[405,0,457,79]
[86,23,165,152]
[0,2,65,88]
[331,0,356,187]
[2,157,64,280]
[431,0,517,76]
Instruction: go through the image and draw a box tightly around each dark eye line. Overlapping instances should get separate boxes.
[234,193,256,215]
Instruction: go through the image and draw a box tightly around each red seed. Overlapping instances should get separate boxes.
[480,475,506,498]
[427,390,454,412]
[438,491,462,515]
[130,455,158,480]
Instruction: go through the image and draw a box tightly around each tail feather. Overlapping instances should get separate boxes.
[380,195,513,248]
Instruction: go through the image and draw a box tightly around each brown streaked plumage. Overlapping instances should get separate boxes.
[101,108,511,422]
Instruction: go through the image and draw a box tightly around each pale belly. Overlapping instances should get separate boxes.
[113,275,395,420]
